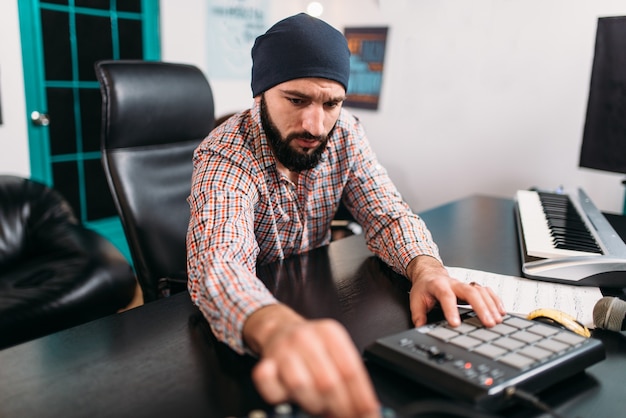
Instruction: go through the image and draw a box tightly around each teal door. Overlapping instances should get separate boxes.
[18,0,160,259]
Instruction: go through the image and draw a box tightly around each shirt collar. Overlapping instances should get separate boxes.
[250,101,278,171]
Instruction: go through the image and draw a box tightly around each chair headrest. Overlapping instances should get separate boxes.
[95,60,215,150]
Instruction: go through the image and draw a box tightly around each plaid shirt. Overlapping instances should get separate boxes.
[187,101,440,353]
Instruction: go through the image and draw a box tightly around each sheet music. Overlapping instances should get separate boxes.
[445,266,603,328]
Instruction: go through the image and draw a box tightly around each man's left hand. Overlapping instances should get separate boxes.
[406,256,506,328]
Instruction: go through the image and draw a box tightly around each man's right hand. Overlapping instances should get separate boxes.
[243,304,380,418]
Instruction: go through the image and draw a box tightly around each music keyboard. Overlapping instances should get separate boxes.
[514,188,626,287]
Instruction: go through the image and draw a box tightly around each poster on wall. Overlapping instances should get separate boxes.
[206,0,269,80]
[344,27,389,110]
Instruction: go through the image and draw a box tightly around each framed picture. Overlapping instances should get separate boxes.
[344,27,389,110]
[206,0,269,80]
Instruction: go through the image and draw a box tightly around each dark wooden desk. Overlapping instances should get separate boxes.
[1,196,625,418]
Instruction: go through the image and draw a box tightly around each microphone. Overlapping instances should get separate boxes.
[593,296,626,331]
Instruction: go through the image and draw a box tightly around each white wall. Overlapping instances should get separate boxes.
[162,0,626,214]
[338,0,626,214]
[2,0,625,214]
[0,0,30,177]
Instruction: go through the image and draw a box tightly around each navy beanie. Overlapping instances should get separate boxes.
[251,13,350,97]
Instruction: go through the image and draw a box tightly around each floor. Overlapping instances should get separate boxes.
[118,281,144,312]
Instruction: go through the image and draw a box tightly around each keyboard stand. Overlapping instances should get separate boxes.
[521,254,626,286]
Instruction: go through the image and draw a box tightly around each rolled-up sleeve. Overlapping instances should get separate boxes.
[187,145,277,354]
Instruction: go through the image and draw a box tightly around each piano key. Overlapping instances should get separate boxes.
[539,192,602,252]
[515,190,603,259]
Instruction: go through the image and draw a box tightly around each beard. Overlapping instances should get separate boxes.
[260,95,333,172]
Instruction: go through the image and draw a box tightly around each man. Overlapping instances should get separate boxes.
[187,13,505,418]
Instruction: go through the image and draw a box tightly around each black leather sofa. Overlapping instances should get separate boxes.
[0,175,137,349]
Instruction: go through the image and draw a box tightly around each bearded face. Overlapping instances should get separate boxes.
[260,94,334,172]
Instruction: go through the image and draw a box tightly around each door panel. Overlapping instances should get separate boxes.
[19,0,160,261]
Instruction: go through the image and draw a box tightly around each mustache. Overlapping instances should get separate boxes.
[285,131,326,142]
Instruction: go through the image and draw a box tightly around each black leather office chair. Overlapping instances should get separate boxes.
[95,60,215,302]
[0,175,136,349]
